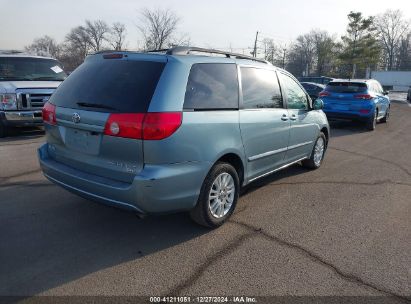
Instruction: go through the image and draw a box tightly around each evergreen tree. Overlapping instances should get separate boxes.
[339,11,381,78]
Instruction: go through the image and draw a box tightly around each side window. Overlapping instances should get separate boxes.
[184,63,239,110]
[278,73,309,110]
[240,67,283,109]
[305,84,315,91]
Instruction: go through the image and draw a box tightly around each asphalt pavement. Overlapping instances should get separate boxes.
[0,93,410,303]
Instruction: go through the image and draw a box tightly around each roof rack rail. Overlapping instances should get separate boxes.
[152,47,270,64]
[0,50,24,55]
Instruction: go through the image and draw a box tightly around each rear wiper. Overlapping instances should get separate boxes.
[76,102,117,111]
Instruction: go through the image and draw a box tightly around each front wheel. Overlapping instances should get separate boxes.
[190,162,239,228]
[0,122,7,138]
[381,106,390,123]
[302,133,327,170]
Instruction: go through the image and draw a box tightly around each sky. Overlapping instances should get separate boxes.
[1,0,411,52]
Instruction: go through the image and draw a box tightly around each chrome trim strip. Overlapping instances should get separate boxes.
[287,141,313,150]
[247,141,313,162]
[248,147,288,162]
[4,111,43,121]
[248,157,308,183]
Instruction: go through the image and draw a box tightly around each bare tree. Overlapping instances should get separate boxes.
[137,8,180,50]
[84,20,110,52]
[108,22,127,51]
[25,35,62,58]
[376,10,410,70]
[311,30,337,76]
[293,33,316,76]
[65,26,91,59]
[397,33,411,70]
[260,38,283,65]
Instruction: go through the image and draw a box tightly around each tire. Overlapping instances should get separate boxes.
[366,110,377,131]
[302,132,327,170]
[190,162,240,228]
[0,122,7,138]
[381,106,390,123]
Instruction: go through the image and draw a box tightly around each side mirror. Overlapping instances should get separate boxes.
[313,98,324,110]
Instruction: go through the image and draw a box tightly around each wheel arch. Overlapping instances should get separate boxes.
[216,153,245,187]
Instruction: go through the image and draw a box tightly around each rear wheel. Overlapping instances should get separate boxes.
[381,106,390,123]
[302,133,327,170]
[190,162,239,228]
[366,111,377,131]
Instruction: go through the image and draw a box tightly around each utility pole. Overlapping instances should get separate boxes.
[282,48,286,69]
[253,31,259,58]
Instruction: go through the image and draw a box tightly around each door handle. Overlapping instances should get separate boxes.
[290,114,297,121]
[281,114,289,121]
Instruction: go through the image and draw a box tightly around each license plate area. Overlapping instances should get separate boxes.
[332,104,349,111]
[65,128,101,155]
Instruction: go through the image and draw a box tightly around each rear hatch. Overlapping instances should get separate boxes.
[45,54,166,184]
[321,82,371,112]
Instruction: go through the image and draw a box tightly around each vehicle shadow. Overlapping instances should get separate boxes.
[1,160,317,297]
[0,184,209,296]
[241,164,308,197]
[328,121,370,138]
[0,127,45,143]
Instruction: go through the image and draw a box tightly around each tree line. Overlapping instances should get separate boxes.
[25,8,188,71]
[281,10,411,78]
[25,8,410,78]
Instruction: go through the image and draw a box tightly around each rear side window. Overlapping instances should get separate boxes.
[184,63,239,110]
[50,60,165,113]
[326,82,367,93]
[241,67,283,109]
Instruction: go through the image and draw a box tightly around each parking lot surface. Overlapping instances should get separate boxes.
[0,93,410,302]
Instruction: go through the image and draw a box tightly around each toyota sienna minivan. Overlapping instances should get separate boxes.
[38,47,330,227]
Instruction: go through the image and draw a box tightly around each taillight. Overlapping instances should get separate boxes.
[104,113,145,139]
[42,102,56,125]
[319,91,330,97]
[359,109,371,114]
[142,112,182,140]
[103,53,124,59]
[103,112,182,140]
[355,94,373,100]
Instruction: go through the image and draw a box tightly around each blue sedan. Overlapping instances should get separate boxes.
[319,79,390,131]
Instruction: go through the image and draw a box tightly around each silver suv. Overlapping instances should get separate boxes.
[38,47,330,227]
[0,51,66,137]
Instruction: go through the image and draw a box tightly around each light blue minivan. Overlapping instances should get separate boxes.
[38,47,330,227]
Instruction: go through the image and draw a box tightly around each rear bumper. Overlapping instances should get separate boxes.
[324,111,373,122]
[0,110,43,127]
[38,144,210,214]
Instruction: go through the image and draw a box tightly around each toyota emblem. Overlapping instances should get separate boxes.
[72,113,81,124]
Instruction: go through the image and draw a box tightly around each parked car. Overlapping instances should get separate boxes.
[0,51,66,137]
[38,47,330,227]
[298,76,334,85]
[301,82,326,101]
[319,79,390,131]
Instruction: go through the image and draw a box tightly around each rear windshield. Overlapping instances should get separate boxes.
[50,60,165,113]
[326,82,367,93]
